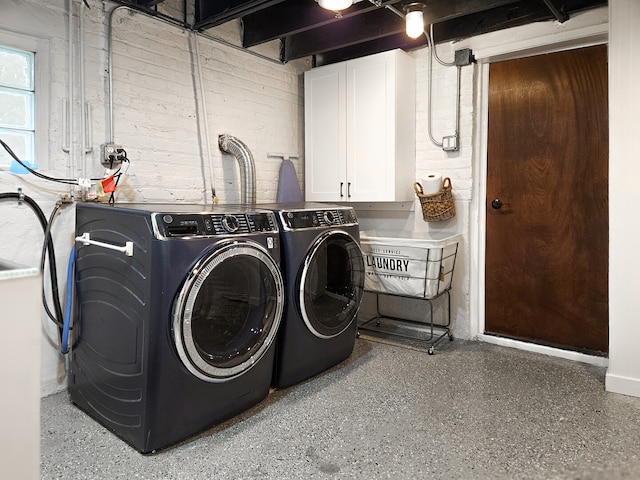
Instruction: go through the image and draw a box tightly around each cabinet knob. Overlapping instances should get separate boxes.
[347,182,351,198]
[340,182,344,198]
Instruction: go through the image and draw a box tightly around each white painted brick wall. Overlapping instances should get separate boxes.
[0,0,611,397]
[2,0,474,395]
[410,42,475,341]
[0,0,306,396]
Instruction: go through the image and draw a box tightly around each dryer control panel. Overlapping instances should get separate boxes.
[153,211,278,238]
[280,208,358,230]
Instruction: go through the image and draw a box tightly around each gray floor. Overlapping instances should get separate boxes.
[41,337,640,480]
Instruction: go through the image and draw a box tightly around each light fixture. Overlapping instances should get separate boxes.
[317,0,354,12]
[404,3,425,39]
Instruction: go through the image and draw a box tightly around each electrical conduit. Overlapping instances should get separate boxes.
[192,32,217,204]
[67,0,76,190]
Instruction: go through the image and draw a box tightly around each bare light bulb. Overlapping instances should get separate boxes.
[318,0,354,12]
[405,10,425,39]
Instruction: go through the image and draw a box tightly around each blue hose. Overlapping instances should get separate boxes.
[61,246,75,354]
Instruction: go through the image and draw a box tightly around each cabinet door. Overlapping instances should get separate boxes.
[304,63,347,201]
[304,50,415,203]
[346,51,397,202]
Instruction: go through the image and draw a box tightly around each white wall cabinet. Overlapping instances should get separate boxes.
[304,49,416,202]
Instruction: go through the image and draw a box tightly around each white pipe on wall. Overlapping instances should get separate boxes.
[192,32,217,205]
[67,0,75,189]
[79,0,87,183]
[107,5,127,145]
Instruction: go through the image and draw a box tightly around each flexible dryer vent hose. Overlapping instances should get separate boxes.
[218,134,256,204]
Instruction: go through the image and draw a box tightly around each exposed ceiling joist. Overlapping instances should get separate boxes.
[113,0,608,67]
[241,0,405,48]
[194,0,287,30]
[541,0,571,22]
[279,0,528,62]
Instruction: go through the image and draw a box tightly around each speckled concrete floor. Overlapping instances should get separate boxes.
[41,338,640,480]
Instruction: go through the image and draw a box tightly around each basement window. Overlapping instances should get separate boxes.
[0,45,35,170]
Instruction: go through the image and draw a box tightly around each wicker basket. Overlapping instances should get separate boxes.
[414,177,456,222]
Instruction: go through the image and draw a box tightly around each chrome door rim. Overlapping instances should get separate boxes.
[173,240,284,382]
[298,230,363,339]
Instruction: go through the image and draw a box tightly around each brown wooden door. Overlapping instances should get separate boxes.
[485,45,609,355]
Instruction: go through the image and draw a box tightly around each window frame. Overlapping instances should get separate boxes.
[0,29,50,170]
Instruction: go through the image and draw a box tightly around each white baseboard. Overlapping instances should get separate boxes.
[478,334,609,367]
[605,373,640,398]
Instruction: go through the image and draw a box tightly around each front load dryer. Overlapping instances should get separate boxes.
[70,203,284,453]
[265,203,365,389]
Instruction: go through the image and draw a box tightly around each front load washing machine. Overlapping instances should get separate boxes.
[70,203,284,453]
[263,203,365,389]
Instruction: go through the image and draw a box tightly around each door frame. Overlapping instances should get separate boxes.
[468,20,609,367]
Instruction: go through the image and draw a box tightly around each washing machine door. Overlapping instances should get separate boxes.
[299,230,365,339]
[173,240,284,382]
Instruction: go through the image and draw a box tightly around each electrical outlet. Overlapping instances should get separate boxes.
[101,143,126,167]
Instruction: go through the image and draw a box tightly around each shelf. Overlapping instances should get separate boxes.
[342,201,415,212]
[357,289,452,355]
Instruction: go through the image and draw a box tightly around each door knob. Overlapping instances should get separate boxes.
[491,198,503,209]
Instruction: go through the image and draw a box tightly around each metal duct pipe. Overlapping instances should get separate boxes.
[218,135,256,204]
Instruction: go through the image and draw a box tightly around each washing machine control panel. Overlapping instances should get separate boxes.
[153,211,278,238]
[221,214,240,233]
[280,208,358,230]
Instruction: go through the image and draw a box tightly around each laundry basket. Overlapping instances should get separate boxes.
[414,178,456,222]
[359,231,461,299]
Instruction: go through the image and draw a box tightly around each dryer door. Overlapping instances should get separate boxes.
[299,230,365,339]
[173,241,284,382]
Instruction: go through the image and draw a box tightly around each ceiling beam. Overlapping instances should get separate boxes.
[136,0,165,6]
[244,0,522,48]
[313,33,428,66]
[541,0,571,22]
[112,0,608,68]
[194,0,287,30]
[430,0,555,44]
[242,0,405,47]
[283,7,406,61]
[281,0,523,62]
[431,0,606,44]
[308,0,607,65]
